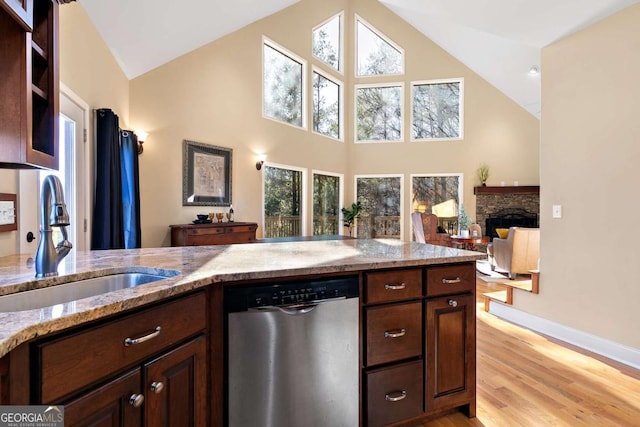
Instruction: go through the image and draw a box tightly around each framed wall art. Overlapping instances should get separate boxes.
[182,140,232,206]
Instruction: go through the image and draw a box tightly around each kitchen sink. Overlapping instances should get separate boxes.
[0,272,178,312]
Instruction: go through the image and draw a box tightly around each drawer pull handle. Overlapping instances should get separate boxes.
[129,393,145,408]
[384,328,406,338]
[385,390,407,402]
[151,381,164,394]
[442,277,462,284]
[384,282,406,290]
[124,326,161,346]
[449,299,458,308]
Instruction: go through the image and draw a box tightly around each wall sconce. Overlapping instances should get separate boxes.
[136,130,148,155]
[256,154,266,170]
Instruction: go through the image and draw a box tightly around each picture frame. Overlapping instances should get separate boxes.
[182,140,232,206]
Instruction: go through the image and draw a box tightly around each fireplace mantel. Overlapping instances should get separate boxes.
[474,186,539,195]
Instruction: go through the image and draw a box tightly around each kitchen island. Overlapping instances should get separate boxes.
[0,239,485,426]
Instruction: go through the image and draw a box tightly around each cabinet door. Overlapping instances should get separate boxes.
[0,0,33,30]
[425,293,475,414]
[144,336,207,427]
[64,369,142,427]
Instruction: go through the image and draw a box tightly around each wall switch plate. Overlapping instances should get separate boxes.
[552,205,562,218]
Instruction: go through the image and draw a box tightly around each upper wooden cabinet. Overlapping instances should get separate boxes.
[0,0,33,30]
[0,0,58,169]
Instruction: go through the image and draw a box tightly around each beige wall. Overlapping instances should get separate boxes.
[131,0,539,247]
[522,3,640,348]
[0,171,18,256]
[59,3,130,124]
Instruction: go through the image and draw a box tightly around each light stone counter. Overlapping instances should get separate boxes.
[0,239,485,357]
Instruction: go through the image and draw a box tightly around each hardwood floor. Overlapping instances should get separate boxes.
[421,279,640,426]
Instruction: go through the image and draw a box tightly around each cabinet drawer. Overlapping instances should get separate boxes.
[426,263,475,297]
[187,227,224,236]
[365,269,422,304]
[366,302,422,367]
[366,360,423,427]
[38,292,206,403]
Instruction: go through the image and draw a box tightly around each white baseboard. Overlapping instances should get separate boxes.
[489,303,640,370]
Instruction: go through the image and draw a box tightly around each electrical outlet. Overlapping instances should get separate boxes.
[552,205,562,218]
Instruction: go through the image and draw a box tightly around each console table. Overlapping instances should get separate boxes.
[170,222,258,246]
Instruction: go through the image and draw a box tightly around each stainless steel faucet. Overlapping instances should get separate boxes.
[35,175,73,278]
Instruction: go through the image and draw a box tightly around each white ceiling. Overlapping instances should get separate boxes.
[79,0,639,118]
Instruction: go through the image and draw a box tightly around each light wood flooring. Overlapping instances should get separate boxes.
[421,279,640,427]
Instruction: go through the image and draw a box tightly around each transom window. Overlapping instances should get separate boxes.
[262,38,307,129]
[355,83,403,142]
[412,79,463,140]
[312,13,342,73]
[355,16,404,77]
[312,67,343,140]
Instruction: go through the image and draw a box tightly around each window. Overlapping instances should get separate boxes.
[355,16,404,77]
[312,13,342,73]
[312,67,343,140]
[263,164,306,238]
[411,174,463,235]
[262,38,306,128]
[312,171,343,235]
[412,79,463,140]
[355,83,403,142]
[355,175,403,239]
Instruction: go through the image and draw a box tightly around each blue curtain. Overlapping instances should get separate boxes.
[91,108,141,249]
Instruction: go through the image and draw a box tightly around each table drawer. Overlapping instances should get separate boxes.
[365,269,422,304]
[39,291,206,403]
[426,263,475,297]
[187,227,224,235]
[366,360,423,427]
[366,301,422,367]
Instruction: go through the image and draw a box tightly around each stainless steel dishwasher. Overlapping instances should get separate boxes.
[225,276,359,427]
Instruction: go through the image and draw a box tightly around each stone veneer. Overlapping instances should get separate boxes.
[475,187,540,235]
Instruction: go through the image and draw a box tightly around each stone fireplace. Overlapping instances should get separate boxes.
[474,186,539,239]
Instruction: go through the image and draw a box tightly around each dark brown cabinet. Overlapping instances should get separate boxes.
[170,222,258,246]
[362,263,476,426]
[0,0,58,169]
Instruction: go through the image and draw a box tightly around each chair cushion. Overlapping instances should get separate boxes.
[496,228,509,239]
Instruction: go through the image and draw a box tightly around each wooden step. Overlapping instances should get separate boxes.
[500,278,533,292]
[529,270,540,294]
[483,289,512,311]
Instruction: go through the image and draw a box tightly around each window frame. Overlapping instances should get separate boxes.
[353,173,405,239]
[410,78,464,142]
[312,169,345,236]
[354,14,405,78]
[409,173,464,237]
[261,162,308,237]
[312,11,344,75]
[311,65,344,142]
[354,82,404,144]
[262,36,308,130]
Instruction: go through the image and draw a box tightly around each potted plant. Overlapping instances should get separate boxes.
[458,205,471,237]
[477,164,490,186]
[341,201,361,237]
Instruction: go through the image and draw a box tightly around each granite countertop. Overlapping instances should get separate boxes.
[0,239,485,357]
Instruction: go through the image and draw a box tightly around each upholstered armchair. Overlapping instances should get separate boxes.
[491,227,540,279]
[411,212,451,246]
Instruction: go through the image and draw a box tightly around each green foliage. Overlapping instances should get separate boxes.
[458,205,471,230]
[477,164,490,183]
[341,202,361,236]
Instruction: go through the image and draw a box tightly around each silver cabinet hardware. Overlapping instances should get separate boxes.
[150,381,164,394]
[441,277,462,284]
[384,282,406,290]
[124,326,161,346]
[385,390,407,402]
[384,328,406,338]
[448,299,458,307]
[129,394,144,407]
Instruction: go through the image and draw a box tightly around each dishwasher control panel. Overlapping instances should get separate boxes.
[225,276,359,312]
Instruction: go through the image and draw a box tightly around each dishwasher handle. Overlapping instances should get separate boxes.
[249,296,347,315]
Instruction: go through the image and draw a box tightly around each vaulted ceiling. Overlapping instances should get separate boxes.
[80,0,640,118]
